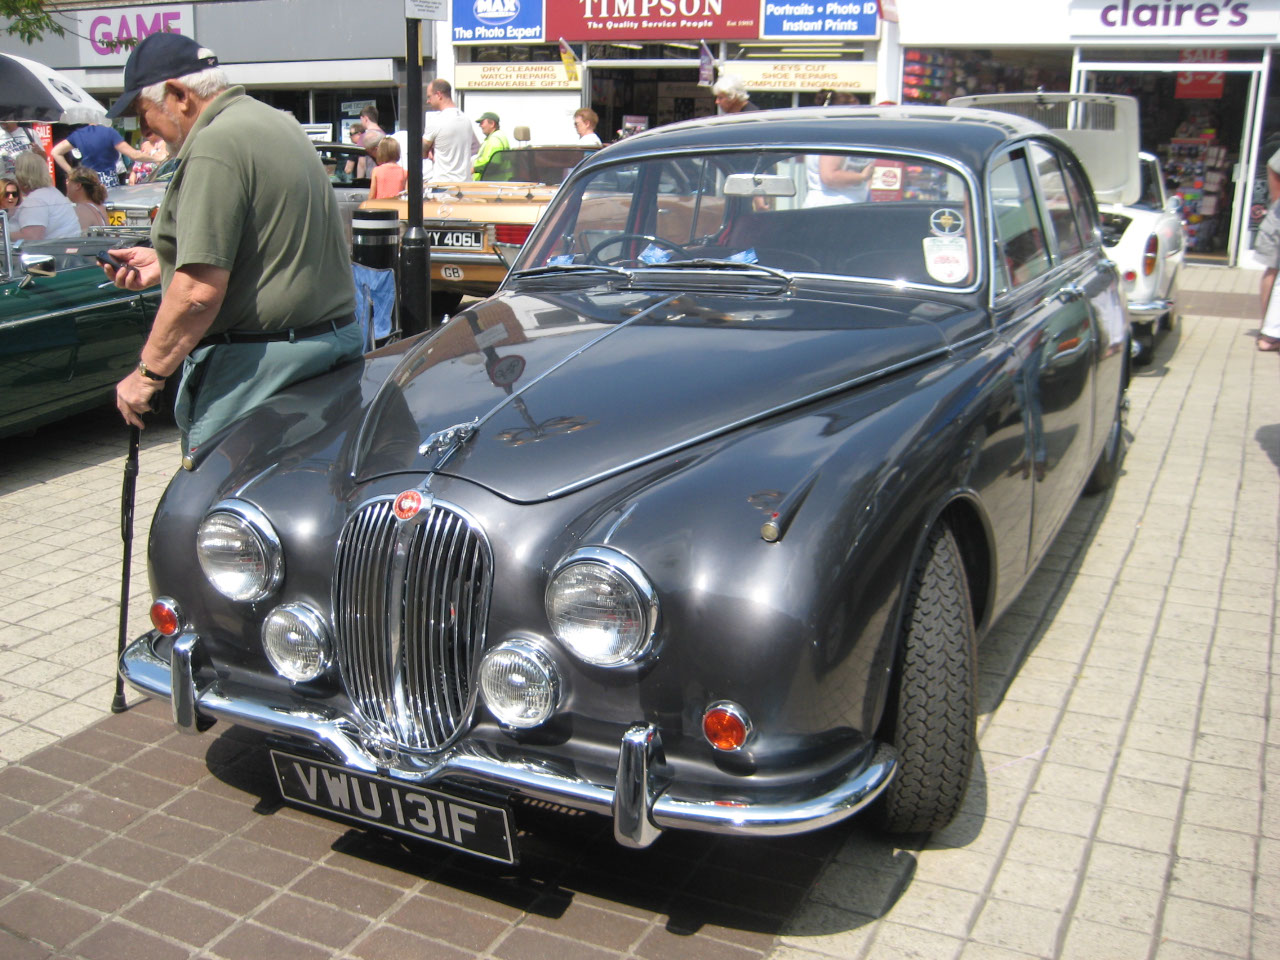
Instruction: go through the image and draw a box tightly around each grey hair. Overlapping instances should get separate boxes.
[13,151,50,191]
[712,74,749,102]
[139,52,229,105]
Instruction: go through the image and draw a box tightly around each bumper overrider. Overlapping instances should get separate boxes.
[1125,295,1173,325]
[120,630,899,849]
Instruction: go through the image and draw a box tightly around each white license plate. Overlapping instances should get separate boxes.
[271,751,516,863]
[428,229,484,249]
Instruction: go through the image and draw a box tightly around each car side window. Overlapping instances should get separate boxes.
[990,149,1051,293]
[1030,143,1084,262]
[1061,159,1101,247]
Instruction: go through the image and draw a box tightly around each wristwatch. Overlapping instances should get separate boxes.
[137,360,167,382]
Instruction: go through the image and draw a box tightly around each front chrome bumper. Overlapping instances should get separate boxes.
[121,631,898,849]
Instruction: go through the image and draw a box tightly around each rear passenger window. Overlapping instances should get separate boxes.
[990,150,1050,292]
[1061,160,1100,247]
[1030,143,1084,261]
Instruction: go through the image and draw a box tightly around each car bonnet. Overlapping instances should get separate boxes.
[351,287,971,503]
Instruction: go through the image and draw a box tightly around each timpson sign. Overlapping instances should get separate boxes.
[1068,0,1280,38]
[546,0,761,41]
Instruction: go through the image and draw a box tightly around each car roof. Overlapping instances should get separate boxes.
[590,105,1056,174]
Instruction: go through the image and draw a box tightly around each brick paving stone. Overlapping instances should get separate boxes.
[206,922,335,960]
[121,889,239,948]
[0,888,100,950]
[40,861,148,914]
[348,924,475,960]
[969,899,1062,957]
[72,920,192,960]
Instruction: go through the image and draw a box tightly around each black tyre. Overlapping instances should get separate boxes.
[878,523,976,835]
[1132,322,1155,366]
[1084,388,1127,495]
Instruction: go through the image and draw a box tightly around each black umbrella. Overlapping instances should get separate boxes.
[0,51,106,124]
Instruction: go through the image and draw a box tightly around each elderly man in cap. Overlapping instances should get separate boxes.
[102,33,361,457]
[472,111,511,180]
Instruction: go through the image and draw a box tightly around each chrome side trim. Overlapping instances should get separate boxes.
[121,633,900,840]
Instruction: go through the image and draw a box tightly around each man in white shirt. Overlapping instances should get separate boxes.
[422,79,479,182]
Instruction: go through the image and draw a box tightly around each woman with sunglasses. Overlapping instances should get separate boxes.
[1,178,19,216]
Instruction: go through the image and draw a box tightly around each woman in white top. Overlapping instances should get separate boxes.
[11,151,80,240]
[66,166,110,231]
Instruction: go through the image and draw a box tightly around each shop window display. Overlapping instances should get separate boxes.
[901,49,1069,104]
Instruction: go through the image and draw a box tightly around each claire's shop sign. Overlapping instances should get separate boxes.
[1069,0,1280,38]
[77,5,194,67]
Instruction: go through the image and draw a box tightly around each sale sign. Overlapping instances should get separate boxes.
[1177,48,1226,99]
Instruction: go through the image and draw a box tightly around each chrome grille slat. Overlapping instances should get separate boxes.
[333,497,491,752]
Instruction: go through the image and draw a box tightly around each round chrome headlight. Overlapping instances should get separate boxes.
[479,641,559,728]
[196,501,283,602]
[545,547,658,667]
[262,603,330,682]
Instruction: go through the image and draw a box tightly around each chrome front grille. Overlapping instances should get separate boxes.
[332,497,492,752]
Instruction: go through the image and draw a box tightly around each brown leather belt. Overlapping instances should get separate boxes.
[199,313,355,347]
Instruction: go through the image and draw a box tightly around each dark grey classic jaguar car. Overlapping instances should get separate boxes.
[120,105,1129,863]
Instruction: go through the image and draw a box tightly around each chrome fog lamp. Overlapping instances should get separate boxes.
[262,603,330,682]
[546,547,658,667]
[479,640,559,728]
[196,500,283,602]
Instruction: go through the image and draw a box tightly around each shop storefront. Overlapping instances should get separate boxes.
[448,0,891,143]
[895,0,1280,266]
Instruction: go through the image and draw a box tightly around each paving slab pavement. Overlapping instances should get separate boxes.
[0,263,1274,959]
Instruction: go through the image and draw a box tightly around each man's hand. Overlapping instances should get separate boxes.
[104,246,161,290]
[116,370,166,430]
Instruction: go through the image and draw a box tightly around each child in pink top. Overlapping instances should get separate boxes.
[369,137,408,199]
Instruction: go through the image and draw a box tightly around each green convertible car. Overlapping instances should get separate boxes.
[0,214,159,439]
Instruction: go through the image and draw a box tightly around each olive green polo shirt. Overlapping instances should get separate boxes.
[152,86,356,335]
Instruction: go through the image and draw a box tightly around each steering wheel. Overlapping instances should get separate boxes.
[586,233,690,266]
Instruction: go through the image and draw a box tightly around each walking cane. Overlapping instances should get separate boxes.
[112,424,141,713]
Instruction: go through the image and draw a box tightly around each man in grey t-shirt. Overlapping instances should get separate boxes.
[1255,149,1280,351]
[422,78,480,182]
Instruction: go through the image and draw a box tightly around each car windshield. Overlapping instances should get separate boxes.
[516,150,977,288]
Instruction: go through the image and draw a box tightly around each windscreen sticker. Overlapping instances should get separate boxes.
[728,248,759,263]
[922,236,969,284]
[547,254,574,265]
[639,243,674,264]
[929,209,965,236]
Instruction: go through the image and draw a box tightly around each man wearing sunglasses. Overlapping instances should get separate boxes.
[102,32,359,457]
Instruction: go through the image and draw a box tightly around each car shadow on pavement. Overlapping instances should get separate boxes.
[197,717,871,948]
[1257,423,1280,473]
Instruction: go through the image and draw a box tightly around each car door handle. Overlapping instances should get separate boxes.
[1056,283,1085,303]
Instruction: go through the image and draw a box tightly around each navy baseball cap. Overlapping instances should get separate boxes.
[106,33,219,118]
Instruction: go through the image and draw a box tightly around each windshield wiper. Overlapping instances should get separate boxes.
[640,259,792,283]
[510,263,632,281]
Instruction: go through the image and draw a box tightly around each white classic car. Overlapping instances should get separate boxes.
[953,92,1184,365]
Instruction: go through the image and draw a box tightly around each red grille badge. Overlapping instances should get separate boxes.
[393,490,424,520]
